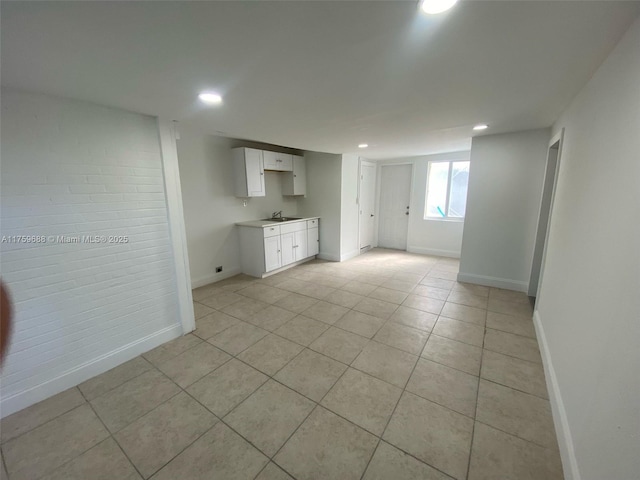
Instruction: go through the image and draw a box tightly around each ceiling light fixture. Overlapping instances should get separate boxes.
[473,124,489,131]
[198,92,223,105]
[358,144,369,148]
[420,0,458,15]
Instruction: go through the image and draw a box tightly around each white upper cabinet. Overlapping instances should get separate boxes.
[233,147,265,197]
[263,151,293,171]
[282,155,307,196]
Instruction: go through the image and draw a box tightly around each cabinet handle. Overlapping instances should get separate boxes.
[277,250,281,253]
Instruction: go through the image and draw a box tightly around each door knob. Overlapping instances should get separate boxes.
[370,214,374,217]
[405,212,409,215]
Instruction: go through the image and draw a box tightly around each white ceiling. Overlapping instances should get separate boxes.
[2,0,639,159]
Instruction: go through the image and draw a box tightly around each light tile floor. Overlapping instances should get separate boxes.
[0,249,564,480]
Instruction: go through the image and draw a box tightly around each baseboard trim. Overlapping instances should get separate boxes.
[191,267,242,289]
[407,246,460,258]
[340,250,360,262]
[0,323,182,418]
[533,311,581,480]
[456,272,528,292]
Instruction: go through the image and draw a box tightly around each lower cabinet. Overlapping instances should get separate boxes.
[238,219,320,278]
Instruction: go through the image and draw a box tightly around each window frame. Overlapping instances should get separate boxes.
[424,159,470,222]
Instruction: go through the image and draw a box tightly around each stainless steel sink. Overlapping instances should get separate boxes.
[261,217,303,222]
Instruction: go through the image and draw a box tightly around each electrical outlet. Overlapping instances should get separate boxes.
[216,266,223,273]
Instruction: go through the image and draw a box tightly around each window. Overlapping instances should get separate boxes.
[425,160,470,219]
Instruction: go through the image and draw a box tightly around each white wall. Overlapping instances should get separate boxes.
[535,18,640,480]
[340,154,360,261]
[0,88,181,416]
[376,151,469,258]
[298,152,342,261]
[176,131,300,287]
[458,129,550,291]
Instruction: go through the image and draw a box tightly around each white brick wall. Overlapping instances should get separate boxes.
[0,88,181,415]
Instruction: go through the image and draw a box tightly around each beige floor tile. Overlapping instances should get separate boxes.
[157,342,231,388]
[484,328,541,363]
[245,305,297,332]
[468,423,563,480]
[273,292,318,313]
[352,341,418,388]
[192,283,221,302]
[274,315,329,346]
[389,306,438,332]
[489,287,531,305]
[446,291,488,310]
[39,438,140,480]
[335,310,385,338]
[392,272,424,284]
[486,311,536,338]
[151,422,268,480]
[422,335,482,376]
[314,274,350,289]
[1,387,85,443]
[199,290,243,310]
[324,289,366,308]
[452,282,489,298]
[193,310,240,339]
[255,462,294,480]
[187,359,268,417]
[3,405,109,480]
[275,349,347,401]
[440,302,487,326]
[302,300,349,325]
[208,321,269,355]
[412,284,450,301]
[224,380,315,457]
[342,280,378,296]
[373,322,429,355]
[476,380,557,448]
[1,457,7,480]
[433,317,484,347]
[115,392,217,478]
[215,274,256,291]
[362,441,451,480]
[480,350,548,398]
[90,369,181,432]
[193,301,215,319]
[419,277,455,290]
[383,392,473,480]
[355,274,390,286]
[222,297,271,321]
[321,368,402,435]
[237,334,304,375]
[354,297,398,319]
[274,407,378,480]
[427,269,457,281]
[237,284,290,304]
[255,274,289,288]
[403,295,444,315]
[381,278,417,293]
[368,287,409,304]
[143,333,203,366]
[296,282,337,300]
[406,359,478,417]
[276,278,308,294]
[79,357,153,401]
[487,298,533,317]
[309,327,370,364]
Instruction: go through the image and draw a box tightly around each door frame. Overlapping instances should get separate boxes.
[375,162,415,251]
[531,128,564,300]
[358,159,377,252]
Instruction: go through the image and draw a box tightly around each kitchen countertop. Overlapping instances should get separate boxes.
[235,216,319,228]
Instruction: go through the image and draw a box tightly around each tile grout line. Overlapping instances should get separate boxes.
[464,321,487,480]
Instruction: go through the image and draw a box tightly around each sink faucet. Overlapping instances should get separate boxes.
[272,211,282,219]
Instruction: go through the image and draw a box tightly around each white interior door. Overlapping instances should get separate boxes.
[378,164,412,250]
[359,161,377,249]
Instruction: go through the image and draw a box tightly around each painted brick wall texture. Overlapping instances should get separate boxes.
[0,89,180,405]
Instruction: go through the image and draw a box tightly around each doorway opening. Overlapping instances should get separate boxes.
[529,129,564,301]
[359,160,377,251]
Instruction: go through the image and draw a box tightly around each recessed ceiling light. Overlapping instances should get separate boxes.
[473,124,489,131]
[358,144,369,148]
[420,0,458,15]
[198,92,223,105]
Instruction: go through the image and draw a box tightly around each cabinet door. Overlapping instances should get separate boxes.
[281,232,295,266]
[292,155,306,195]
[278,153,293,171]
[246,148,265,197]
[262,151,278,170]
[264,236,282,272]
[294,229,308,261]
[307,227,319,256]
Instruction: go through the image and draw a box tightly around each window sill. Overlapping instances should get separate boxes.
[423,217,465,223]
